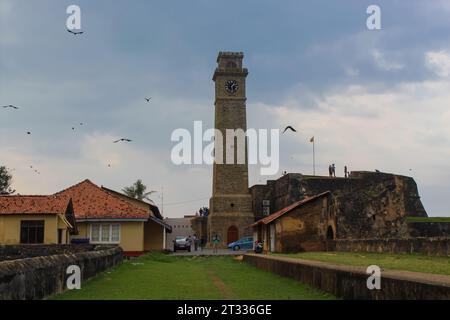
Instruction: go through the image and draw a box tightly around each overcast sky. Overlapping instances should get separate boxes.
[1,0,450,217]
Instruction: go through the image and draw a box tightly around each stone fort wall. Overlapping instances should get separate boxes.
[329,237,450,256]
[0,245,123,299]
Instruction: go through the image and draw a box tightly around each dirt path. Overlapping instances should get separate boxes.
[207,270,235,299]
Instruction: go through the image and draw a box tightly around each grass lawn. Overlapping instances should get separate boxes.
[52,253,334,300]
[274,252,450,275]
[406,216,450,223]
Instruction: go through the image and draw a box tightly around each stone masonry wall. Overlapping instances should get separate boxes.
[329,238,450,256]
[244,253,450,299]
[0,246,123,299]
[0,244,109,261]
[408,222,450,238]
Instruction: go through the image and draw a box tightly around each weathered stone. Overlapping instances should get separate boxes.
[0,244,103,262]
[0,246,123,300]
[408,222,450,238]
[330,237,450,256]
[244,253,450,300]
[208,52,254,247]
[251,171,428,240]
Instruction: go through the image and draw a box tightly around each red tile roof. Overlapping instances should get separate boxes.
[54,179,150,220]
[0,195,70,215]
[250,191,331,227]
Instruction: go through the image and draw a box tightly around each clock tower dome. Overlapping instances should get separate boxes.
[207,52,255,247]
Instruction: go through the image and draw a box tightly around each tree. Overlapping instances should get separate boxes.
[122,179,155,202]
[0,166,15,195]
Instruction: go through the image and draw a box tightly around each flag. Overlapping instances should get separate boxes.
[310,136,314,143]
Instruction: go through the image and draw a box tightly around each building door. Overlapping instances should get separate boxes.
[58,229,63,244]
[269,224,275,252]
[227,226,238,244]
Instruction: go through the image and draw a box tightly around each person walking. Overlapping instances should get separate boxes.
[332,164,336,177]
[193,234,199,251]
[187,235,192,252]
[212,234,220,254]
[328,164,332,177]
[200,237,205,251]
[344,165,348,178]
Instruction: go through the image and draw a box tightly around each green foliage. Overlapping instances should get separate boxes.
[0,166,15,194]
[52,253,334,300]
[122,179,155,202]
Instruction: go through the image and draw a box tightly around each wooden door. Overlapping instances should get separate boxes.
[227,226,239,244]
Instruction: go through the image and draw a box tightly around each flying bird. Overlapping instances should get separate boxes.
[26,131,31,135]
[2,105,19,109]
[282,126,297,133]
[145,97,152,102]
[113,138,132,143]
[67,29,84,35]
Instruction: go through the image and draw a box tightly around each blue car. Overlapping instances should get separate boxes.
[228,237,253,251]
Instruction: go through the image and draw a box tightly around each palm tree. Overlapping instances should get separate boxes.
[0,166,15,195]
[122,179,156,202]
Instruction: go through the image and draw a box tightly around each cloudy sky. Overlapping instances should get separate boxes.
[1,0,450,217]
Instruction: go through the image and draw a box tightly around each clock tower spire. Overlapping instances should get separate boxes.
[207,52,255,247]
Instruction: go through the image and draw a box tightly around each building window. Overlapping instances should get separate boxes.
[90,224,120,243]
[20,220,45,244]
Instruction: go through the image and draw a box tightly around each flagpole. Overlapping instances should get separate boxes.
[313,139,316,176]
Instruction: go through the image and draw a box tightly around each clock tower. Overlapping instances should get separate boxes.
[208,52,255,247]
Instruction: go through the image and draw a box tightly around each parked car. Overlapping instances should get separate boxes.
[228,236,253,251]
[173,236,191,252]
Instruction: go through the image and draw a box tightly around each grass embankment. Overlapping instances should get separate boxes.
[52,253,334,300]
[406,216,450,223]
[275,252,450,275]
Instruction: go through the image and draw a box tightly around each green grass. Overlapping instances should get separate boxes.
[52,253,334,300]
[275,252,450,275]
[406,216,450,223]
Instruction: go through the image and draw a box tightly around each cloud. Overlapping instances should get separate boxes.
[0,132,212,217]
[425,50,450,77]
[253,77,450,216]
[372,50,404,71]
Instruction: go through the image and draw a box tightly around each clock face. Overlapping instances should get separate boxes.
[225,80,239,94]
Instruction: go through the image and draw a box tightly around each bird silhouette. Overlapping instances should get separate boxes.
[283,126,297,133]
[26,131,31,135]
[113,138,132,143]
[67,29,84,35]
[2,105,19,109]
[145,97,152,102]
